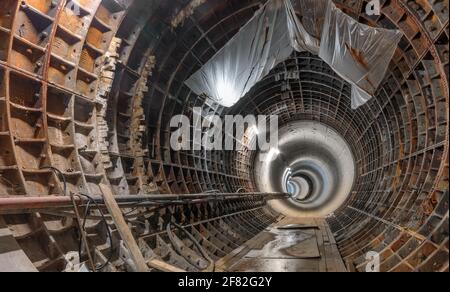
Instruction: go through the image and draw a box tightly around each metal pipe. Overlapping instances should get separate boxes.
[0,196,78,211]
[0,192,289,213]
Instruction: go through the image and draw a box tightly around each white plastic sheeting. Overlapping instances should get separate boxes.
[287,0,328,54]
[319,2,402,109]
[185,0,294,107]
[185,0,402,109]
[285,0,322,54]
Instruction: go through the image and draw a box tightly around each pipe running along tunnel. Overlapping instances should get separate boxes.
[0,0,448,272]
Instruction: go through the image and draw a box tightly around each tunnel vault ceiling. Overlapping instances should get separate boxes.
[0,0,448,272]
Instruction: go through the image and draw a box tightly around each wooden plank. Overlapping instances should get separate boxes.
[314,220,327,272]
[148,259,186,272]
[245,229,321,259]
[229,258,320,272]
[99,184,149,272]
[220,217,347,272]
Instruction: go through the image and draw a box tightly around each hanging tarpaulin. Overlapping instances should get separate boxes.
[185,0,402,109]
[319,1,402,109]
[185,0,295,107]
[287,0,328,54]
[285,0,322,54]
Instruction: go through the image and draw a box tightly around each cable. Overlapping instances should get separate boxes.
[40,166,96,271]
[41,166,113,272]
[166,221,215,272]
[77,193,114,271]
[78,199,91,266]
[41,166,67,197]
[204,189,220,194]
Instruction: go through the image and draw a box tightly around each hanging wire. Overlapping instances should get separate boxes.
[76,193,115,271]
[41,166,113,272]
[40,166,96,271]
[166,221,215,272]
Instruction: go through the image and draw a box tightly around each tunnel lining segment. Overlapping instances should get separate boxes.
[0,0,448,272]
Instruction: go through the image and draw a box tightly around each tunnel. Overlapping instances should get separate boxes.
[0,0,448,273]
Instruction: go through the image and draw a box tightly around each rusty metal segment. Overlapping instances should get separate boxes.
[0,0,448,272]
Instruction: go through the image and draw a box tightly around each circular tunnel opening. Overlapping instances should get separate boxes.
[288,174,313,202]
[254,120,356,218]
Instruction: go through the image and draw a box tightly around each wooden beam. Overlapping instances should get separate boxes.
[99,184,149,272]
[148,259,186,272]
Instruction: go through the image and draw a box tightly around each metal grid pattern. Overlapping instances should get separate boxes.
[0,0,448,272]
[226,1,449,272]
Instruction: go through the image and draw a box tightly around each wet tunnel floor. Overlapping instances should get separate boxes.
[217,217,347,272]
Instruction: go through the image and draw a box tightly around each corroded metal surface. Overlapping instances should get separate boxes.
[0,0,448,272]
